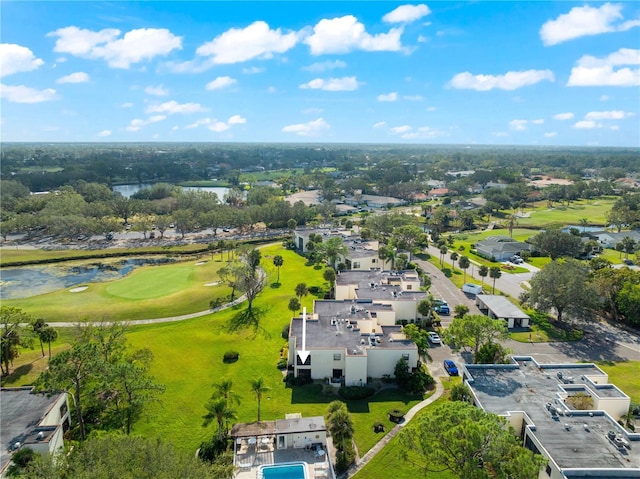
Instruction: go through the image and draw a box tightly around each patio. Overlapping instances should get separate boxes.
[234,442,333,479]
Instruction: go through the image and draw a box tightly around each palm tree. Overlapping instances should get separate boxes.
[579,218,589,233]
[288,297,301,314]
[203,397,237,441]
[458,256,471,283]
[507,213,518,238]
[41,326,58,358]
[295,283,309,303]
[450,252,459,272]
[250,377,270,422]
[439,245,448,269]
[621,236,637,260]
[478,265,489,289]
[326,402,354,446]
[272,255,284,284]
[489,266,502,294]
[212,378,240,407]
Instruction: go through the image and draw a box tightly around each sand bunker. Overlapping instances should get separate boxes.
[69,286,88,293]
[195,261,207,266]
[204,282,219,287]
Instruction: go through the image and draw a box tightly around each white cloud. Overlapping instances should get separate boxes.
[196,21,298,64]
[584,110,633,120]
[299,76,361,91]
[304,15,403,55]
[185,118,212,129]
[302,60,347,72]
[0,44,44,77]
[574,120,601,129]
[403,95,423,101]
[208,121,230,132]
[97,129,112,137]
[146,100,207,115]
[206,76,237,90]
[390,125,412,134]
[0,84,57,103]
[509,120,528,131]
[383,4,431,24]
[567,48,640,87]
[121,102,134,108]
[282,117,330,136]
[144,84,169,96]
[126,115,167,132]
[544,132,558,137]
[426,106,437,111]
[228,114,246,124]
[57,72,90,84]
[600,94,611,101]
[448,69,555,91]
[540,3,640,46]
[398,126,445,139]
[242,66,264,74]
[377,92,398,102]
[553,112,574,120]
[532,119,544,125]
[48,26,182,68]
[373,121,387,128]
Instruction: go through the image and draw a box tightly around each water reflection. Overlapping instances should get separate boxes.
[0,257,176,299]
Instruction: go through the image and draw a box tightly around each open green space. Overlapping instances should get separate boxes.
[514,198,617,228]
[510,311,584,342]
[3,256,232,322]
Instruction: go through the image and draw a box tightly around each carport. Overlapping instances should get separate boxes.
[475,294,530,328]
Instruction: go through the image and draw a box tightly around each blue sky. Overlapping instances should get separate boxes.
[1,1,639,146]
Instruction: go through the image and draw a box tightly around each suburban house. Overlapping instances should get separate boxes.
[475,294,530,328]
[463,357,639,479]
[334,270,429,322]
[230,414,333,479]
[1,387,71,476]
[426,188,450,199]
[343,193,406,209]
[475,236,532,261]
[586,229,640,249]
[288,301,418,386]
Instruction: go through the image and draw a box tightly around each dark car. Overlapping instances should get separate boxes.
[623,259,634,266]
[444,359,459,376]
[434,303,450,315]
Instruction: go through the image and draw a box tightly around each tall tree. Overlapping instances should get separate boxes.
[325,400,355,446]
[531,229,583,259]
[30,317,47,357]
[439,245,448,269]
[272,255,284,284]
[250,377,269,422]
[478,265,489,288]
[402,323,431,359]
[316,236,348,269]
[621,236,637,260]
[529,259,594,324]
[295,282,309,303]
[489,266,502,294]
[323,267,336,298]
[288,297,301,314]
[1,306,33,376]
[400,402,545,479]
[41,326,58,358]
[441,314,508,358]
[203,397,237,441]
[458,255,471,283]
[450,251,459,271]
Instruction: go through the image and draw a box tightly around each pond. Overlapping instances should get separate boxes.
[0,257,177,300]
[112,184,230,199]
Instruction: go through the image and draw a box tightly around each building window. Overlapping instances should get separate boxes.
[333,353,341,360]
[59,403,68,418]
[353,262,360,269]
[406,284,412,290]
[402,354,410,361]
[545,464,552,476]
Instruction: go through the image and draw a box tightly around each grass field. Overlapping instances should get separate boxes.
[2,256,233,322]
[514,198,617,228]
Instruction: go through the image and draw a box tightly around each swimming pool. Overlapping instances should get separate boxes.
[259,462,307,479]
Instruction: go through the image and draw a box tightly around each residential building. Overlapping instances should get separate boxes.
[288,301,418,386]
[343,193,406,209]
[334,270,428,321]
[475,294,530,328]
[464,357,639,479]
[1,387,71,476]
[475,236,531,261]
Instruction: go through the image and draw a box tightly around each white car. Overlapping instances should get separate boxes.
[428,332,441,344]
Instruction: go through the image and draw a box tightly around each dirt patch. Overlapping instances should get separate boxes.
[69,286,88,293]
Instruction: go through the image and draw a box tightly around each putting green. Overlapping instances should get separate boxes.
[106,267,193,299]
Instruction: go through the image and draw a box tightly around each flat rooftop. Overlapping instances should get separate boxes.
[466,359,639,472]
[1,388,64,470]
[290,301,416,356]
[336,270,428,302]
[476,295,530,319]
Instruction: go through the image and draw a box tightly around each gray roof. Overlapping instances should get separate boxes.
[1,388,65,470]
[289,300,416,356]
[476,295,530,319]
[476,236,531,253]
[466,359,639,472]
[230,416,326,439]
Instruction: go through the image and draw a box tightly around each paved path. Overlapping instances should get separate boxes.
[343,372,445,478]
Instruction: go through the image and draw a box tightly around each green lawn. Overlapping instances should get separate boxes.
[514,198,617,228]
[3,256,232,322]
[510,311,584,342]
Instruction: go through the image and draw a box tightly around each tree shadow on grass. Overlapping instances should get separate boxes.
[2,363,33,385]
[227,306,272,339]
[270,282,281,289]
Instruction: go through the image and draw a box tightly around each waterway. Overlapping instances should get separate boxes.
[112,184,230,199]
[0,257,177,300]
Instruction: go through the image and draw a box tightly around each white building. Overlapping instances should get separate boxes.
[464,357,639,479]
[288,300,418,386]
[1,387,70,476]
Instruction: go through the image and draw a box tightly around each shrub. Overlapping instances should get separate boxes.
[335,442,355,473]
[276,358,288,370]
[388,409,405,423]
[222,351,239,363]
[198,437,228,462]
[373,422,385,433]
[281,324,290,339]
[338,386,375,400]
[308,285,321,295]
[283,373,313,386]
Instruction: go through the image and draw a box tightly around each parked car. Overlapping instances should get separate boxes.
[623,259,634,266]
[434,304,450,315]
[462,283,483,295]
[510,255,524,264]
[428,332,441,344]
[444,359,459,376]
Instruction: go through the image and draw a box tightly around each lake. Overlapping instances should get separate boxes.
[0,257,177,299]
[112,184,230,199]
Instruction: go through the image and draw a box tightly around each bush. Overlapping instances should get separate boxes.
[283,373,313,386]
[308,285,321,295]
[198,437,228,462]
[222,351,239,363]
[281,324,290,339]
[277,358,288,370]
[335,443,355,473]
[373,422,385,433]
[338,386,375,400]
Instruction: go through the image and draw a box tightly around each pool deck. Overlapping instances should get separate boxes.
[234,440,335,479]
